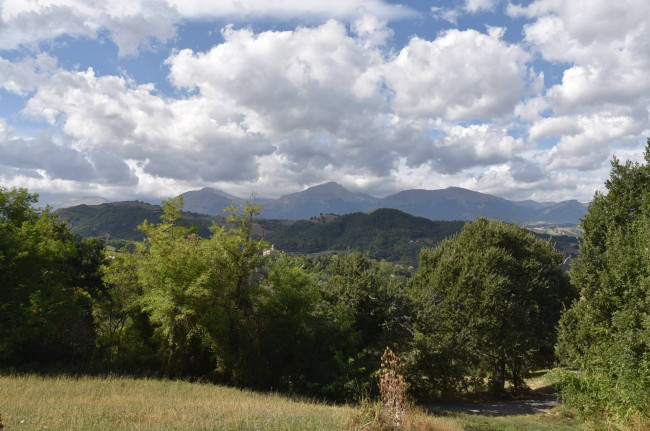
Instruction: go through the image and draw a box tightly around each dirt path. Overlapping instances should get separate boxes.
[425,394,558,417]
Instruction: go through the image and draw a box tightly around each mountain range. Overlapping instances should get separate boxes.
[55,202,580,266]
[180,182,588,224]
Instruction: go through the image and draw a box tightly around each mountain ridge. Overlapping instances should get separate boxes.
[178,182,587,224]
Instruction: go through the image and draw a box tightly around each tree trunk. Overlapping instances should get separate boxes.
[492,359,506,393]
[512,361,520,393]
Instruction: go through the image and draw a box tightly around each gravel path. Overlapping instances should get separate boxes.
[425,394,558,417]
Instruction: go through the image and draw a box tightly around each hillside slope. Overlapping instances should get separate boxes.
[265,208,465,264]
[55,201,225,240]
[379,187,540,222]
[261,182,379,219]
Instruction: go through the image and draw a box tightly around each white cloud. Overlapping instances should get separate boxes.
[0,118,136,183]
[464,0,499,13]
[515,0,650,116]
[528,116,581,142]
[167,0,415,20]
[383,29,530,121]
[0,0,414,55]
[461,162,587,202]
[351,14,394,48]
[8,19,544,199]
[0,0,179,55]
[547,114,640,171]
[430,6,460,24]
[4,5,649,205]
[0,53,58,95]
[22,67,275,183]
[422,123,526,174]
[510,0,650,188]
[167,20,406,178]
[514,96,549,122]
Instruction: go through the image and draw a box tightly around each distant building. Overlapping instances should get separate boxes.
[263,244,277,256]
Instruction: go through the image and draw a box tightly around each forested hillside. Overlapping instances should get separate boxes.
[56,203,467,264]
[55,201,226,240]
[264,208,466,264]
[56,202,579,265]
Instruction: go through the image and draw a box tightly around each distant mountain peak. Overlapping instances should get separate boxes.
[304,182,347,193]
[177,183,587,224]
[192,187,240,200]
[315,181,342,188]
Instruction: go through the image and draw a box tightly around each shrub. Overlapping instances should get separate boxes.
[349,347,410,431]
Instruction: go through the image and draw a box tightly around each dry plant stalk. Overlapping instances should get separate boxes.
[378,347,407,429]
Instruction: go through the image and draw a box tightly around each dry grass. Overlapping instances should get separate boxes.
[0,372,584,431]
[0,374,353,431]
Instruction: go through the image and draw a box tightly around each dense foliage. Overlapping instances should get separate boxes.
[557,142,650,427]
[408,218,576,396]
[94,197,414,400]
[56,201,225,240]
[265,208,466,265]
[0,187,104,369]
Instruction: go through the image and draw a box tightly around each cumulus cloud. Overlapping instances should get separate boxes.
[528,116,582,142]
[514,96,549,122]
[383,29,531,121]
[0,53,58,94]
[168,21,387,135]
[168,21,410,177]
[0,0,179,55]
[5,19,541,199]
[3,3,650,204]
[462,162,584,202]
[430,6,460,24]
[167,0,414,20]
[510,0,650,180]
[464,0,499,13]
[546,114,641,171]
[22,67,275,183]
[351,14,394,48]
[514,0,650,114]
[0,0,413,56]
[0,118,136,183]
[407,123,525,174]
[509,156,546,183]
[431,0,499,24]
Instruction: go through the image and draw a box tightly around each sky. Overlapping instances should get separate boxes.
[1,0,649,206]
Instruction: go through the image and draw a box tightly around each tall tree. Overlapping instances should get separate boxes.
[318,253,413,400]
[0,187,102,368]
[557,141,650,427]
[120,197,269,381]
[409,218,575,396]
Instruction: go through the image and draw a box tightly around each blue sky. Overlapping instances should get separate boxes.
[1,0,649,206]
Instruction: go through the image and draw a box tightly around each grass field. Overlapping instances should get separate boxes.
[0,374,583,430]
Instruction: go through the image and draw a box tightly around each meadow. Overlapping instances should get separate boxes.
[0,374,582,431]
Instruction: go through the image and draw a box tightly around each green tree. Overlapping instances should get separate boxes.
[96,251,158,371]
[317,253,413,400]
[252,253,323,392]
[0,187,102,369]
[409,218,575,396]
[557,142,650,427]
[114,197,269,381]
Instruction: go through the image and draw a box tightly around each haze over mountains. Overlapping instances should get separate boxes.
[180,182,588,224]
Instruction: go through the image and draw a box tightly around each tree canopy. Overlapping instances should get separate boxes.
[557,141,650,427]
[0,187,103,368]
[408,217,575,396]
